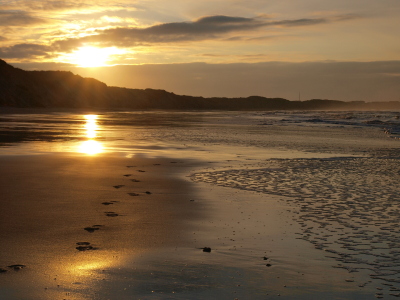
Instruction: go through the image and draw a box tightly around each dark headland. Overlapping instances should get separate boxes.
[1,59,399,111]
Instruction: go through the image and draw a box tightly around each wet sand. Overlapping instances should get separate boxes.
[0,154,386,300]
[0,153,204,300]
[1,110,400,299]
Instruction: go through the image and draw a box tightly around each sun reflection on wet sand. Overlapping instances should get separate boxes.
[78,115,104,155]
[79,140,103,155]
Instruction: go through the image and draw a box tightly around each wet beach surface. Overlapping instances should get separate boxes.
[0,110,399,299]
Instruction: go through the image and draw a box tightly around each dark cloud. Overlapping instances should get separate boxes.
[0,43,53,58]
[52,14,360,51]
[271,18,328,27]
[2,13,363,58]
[0,10,48,26]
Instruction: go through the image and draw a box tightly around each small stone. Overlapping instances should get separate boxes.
[202,247,211,252]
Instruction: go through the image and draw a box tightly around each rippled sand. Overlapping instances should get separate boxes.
[191,157,400,296]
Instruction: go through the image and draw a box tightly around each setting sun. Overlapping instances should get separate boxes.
[69,46,123,67]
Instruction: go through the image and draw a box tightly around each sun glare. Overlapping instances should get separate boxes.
[79,140,103,155]
[78,114,104,155]
[70,46,123,67]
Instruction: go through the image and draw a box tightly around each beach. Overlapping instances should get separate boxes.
[0,110,400,299]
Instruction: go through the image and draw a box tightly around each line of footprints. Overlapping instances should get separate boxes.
[0,161,209,275]
[0,165,155,274]
[75,165,155,252]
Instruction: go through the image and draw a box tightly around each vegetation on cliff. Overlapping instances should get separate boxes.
[1,59,399,110]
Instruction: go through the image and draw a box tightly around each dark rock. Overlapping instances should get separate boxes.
[202,247,212,253]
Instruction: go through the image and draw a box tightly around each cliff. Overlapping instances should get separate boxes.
[1,59,399,110]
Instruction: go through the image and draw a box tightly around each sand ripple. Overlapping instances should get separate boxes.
[191,157,400,289]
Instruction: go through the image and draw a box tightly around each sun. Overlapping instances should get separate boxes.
[69,46,123,67]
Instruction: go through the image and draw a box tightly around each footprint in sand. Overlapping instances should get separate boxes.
[84,225,104,233]
[8,264,26,271]
[126,166,136,168]
[145,191,152,194]
[128,192,140,197]
[102,201,119,205]
[104,212,119,217]
[113,185,125,189]
[76,242,95,251]
[130,179,140,182]
[123,174,132,177]
[0,268,7,273]
[137,170,145,172]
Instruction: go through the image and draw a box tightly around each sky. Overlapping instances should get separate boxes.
[1,0,400,101]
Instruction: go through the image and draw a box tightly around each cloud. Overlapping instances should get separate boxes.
[15,0,140,12]
[24,0,87,10]
[0,10,48,26]
[51,13,360,51]
[0,43,53,58]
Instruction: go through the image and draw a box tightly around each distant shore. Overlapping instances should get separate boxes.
[2,59,400,111]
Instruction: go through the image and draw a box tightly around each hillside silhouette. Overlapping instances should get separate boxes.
[1,59,399,110]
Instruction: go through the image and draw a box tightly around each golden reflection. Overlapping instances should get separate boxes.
[79,140,103,155]
[72,261,110,275]
[78,115,104,155]
[84,115,98,138]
